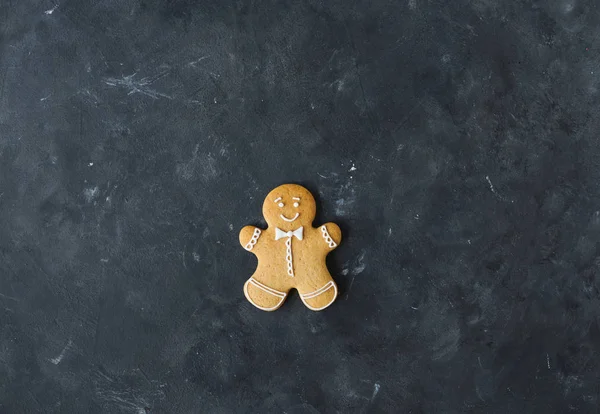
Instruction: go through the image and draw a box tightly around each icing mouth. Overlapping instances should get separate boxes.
[280,213,300,222]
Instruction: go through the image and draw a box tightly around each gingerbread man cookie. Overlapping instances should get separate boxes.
[239,184,342,311]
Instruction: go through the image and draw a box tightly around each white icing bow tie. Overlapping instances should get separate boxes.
[275,226,303,241]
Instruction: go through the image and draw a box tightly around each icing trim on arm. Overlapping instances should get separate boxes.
[320,225,337,248]
[244,228,262,251]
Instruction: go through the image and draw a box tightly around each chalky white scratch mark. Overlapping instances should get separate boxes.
[93,369,157,414]
[100,258,109,263]
[317,172,339,179]
[331,78,345,91]
[354,251,366,274]
[229,224,233,231]
[547,353,551,369]
[485,175,497,195]
[40,95,51,101]
[88,162,94,167]
[0,292,19,301]
[349,162,357,172]
[335,181,357,216]
[44,4,58,14]
[50,339,72,365]
[563,1,574,13]
[192,252,200,262]
[485,175,513,202]
[78,89,100,105]
[341,250,367,278]
[177,145,219,182]
[84,186,99,203]
[371,383,380,400]
[345,275,356,300]
[104,73,172,100]
[476,385,485,401]
[187,55,210,67]
[343,250,366,300]
[369,154,383,162]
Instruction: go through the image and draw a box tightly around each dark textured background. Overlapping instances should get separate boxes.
[1,0,600,412]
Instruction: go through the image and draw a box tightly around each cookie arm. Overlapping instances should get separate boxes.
[320,223,342,249]
[239,226,263,253]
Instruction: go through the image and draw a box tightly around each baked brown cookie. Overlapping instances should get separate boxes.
[239,184,342,311]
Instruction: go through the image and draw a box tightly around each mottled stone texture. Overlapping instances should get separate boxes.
[1,0,599,412]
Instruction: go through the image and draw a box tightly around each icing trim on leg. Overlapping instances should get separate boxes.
[249,278,286,298]
[300,281,335,299]
[299,281,337,311]
[244,278,287,311]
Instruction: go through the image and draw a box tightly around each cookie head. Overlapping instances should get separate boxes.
[262,184,316,229]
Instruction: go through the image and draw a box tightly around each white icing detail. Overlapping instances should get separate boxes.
[301,281,335,299]
[248,278,286,297]
[293,202,299,207]
[292,197,300,200]
[320,225,337,248]
[280,212,299,222]
[278,202,284,207]
[274,197,282,203]
[244,228,262,251]
[285,239,293,276]
[274,226,303,277]
[244,278,287,311]
[275,227,303,241]
[299,281,337,311]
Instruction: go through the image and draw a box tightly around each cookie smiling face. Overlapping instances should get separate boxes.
[262,184,316,230]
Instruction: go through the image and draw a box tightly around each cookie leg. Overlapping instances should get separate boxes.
[243,278,287,311]
[298,280,338,311]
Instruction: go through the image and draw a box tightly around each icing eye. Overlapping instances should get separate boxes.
[278,202,284,208]
[293,202,299,207]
